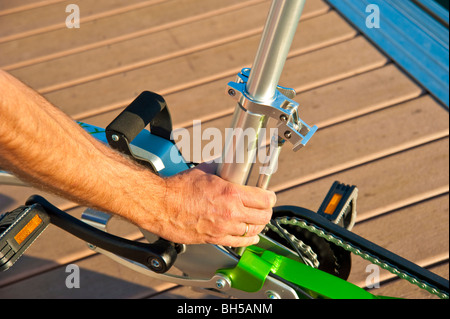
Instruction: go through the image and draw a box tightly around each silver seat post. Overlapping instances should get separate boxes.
[217,0,312,188]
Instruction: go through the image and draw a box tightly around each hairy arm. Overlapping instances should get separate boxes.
[0,70,275,247]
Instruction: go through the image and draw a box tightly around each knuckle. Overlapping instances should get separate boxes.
[263,191,276,207]
[223,183,239,198]
[264,191,276,208]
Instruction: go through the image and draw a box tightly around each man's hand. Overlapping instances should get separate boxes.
[138,163,277,247]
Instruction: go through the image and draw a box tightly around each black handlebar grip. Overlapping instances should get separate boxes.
[106,91,172,142]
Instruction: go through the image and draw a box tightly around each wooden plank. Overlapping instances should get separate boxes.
[0,0,64,15]
[43,36,382,120]
[169,63,421,130]
[178,67,426,166]
[348,195,449,299]
[289,65,424,129]
[0,184,75,213]
[368,262,449,299]
[0,0,158,42]
[275,138,449,221]
[0,251,177,298]
[73,10,361,128]
[8,0,332,94]
[84,63,421,133]
[0,0,271,69]
[248,95,449,193]
[8,1,272,93]
[151,286,224,299]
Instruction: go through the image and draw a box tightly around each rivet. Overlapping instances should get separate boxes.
[280,114,288,122]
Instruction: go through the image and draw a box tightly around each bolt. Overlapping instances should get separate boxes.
[111,134,119,142]
[228,89,236,96]
[280,114,288,122]
[150,258,161,269]
[216,278,227,289]
[266,290,280,299]
[284,131,292,139]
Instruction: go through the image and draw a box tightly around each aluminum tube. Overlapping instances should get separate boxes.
[256,136,284,190]
[217,105,267,185]
[246,0,306,103]
[217,0,305,185]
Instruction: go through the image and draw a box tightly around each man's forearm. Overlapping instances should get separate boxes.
[0,70,276,247]
[0,69,165,225]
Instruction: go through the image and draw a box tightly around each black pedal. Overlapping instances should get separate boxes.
[317,181,358,230]
[0,205,50,271]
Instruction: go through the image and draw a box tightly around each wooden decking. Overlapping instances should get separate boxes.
[0,0,448,299]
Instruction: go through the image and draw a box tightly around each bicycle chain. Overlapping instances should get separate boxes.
[272,216,449,299]
[266,219,320,268]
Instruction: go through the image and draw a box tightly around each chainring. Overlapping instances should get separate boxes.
[263,208,352,281]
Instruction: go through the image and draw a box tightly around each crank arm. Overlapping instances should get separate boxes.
[82,208,301,298]
[90,245,232,291]
[24,195,178,273]
[90,241,300,299]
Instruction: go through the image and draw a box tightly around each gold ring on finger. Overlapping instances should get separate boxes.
[242,223,249,237]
